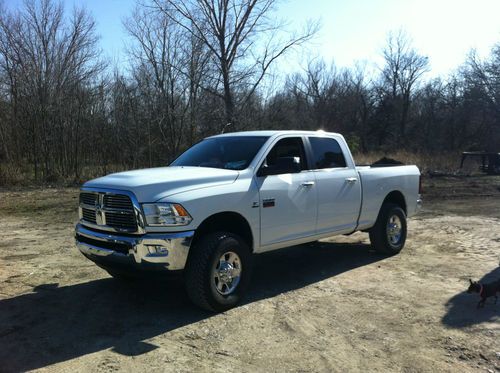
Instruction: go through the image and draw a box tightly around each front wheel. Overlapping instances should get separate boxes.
[369,203,407,254]
[184,232,253,312]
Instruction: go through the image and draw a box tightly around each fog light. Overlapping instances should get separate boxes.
[146,245,169,255]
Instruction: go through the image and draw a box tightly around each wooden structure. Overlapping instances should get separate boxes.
[460,152,500,175]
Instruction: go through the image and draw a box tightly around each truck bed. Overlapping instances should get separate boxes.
[355,165,421,231]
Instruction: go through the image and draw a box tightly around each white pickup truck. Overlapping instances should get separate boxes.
[75,130,422,311]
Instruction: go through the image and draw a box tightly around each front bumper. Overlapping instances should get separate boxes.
[75,224,194,271]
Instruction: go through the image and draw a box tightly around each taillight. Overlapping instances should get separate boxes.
[418,175,423,194]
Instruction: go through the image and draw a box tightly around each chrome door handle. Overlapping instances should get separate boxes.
[345,177,358,184]
[301,181,315,187]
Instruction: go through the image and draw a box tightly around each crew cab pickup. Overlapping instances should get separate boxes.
[75,130,422,311]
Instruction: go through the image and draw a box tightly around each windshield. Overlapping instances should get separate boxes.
[171,136,269,170]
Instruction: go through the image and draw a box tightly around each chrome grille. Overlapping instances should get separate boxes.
[104,194,133,210]
[79,191,138,233]
[80,193,97,206]
[81,207,97,224]
[105,211,137,229]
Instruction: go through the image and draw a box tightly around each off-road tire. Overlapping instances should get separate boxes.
[184,231,252,312]
[369,203,407,255]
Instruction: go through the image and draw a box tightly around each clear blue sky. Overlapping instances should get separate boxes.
[5,0,500,78]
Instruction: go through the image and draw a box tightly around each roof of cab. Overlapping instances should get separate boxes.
[209,130,341,139]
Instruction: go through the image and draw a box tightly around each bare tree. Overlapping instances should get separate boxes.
[465,46,500,151]
[0,0,103,180]
[380,30,429,141]
[124,3,219,161]
[151,0,318,130]
[2,0,500,185]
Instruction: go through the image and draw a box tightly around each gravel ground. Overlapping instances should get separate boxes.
[0,176,499,372]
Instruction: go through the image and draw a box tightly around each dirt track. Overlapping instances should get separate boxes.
[0,176,499,372]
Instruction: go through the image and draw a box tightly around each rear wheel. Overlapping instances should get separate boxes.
[369,203,407,254]
[184,231,252,312]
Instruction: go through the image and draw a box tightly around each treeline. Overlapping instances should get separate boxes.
[0,0,498,183]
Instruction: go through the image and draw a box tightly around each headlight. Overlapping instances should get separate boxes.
[142,203,193,226]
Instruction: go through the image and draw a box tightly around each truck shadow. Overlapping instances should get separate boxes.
[0,241,384,372]
[441,266,500,328]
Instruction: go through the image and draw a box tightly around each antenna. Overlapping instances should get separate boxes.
[221,122,231,134]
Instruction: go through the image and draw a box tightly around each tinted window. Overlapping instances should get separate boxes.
[309,137,347,169]
[171,136,268,170]
[265,137,307,171]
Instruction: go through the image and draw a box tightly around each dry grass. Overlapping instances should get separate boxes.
[0,162,131,187]
[0,188,78,223]
[0,163,26,185]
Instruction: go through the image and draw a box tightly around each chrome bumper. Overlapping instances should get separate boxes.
[75,224,194,271]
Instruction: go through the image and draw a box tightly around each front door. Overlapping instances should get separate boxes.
[256,137,318,246]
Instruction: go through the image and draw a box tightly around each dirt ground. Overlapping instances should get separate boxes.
[0,176,499,372]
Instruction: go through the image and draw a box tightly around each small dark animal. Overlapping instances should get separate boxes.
[467,278,500,308]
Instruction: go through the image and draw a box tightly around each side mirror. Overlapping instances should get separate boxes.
[258,156,301,176]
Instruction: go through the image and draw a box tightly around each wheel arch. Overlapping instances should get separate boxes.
[382,190,407,214]
[192,211,254,252]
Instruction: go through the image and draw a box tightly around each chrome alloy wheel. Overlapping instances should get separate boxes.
[386,215,402,245]
[213,251,242,295]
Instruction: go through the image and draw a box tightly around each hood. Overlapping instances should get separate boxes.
[83,166,239,202]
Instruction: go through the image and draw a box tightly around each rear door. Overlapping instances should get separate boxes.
[256,136,318,246]
[306,136,362,234]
